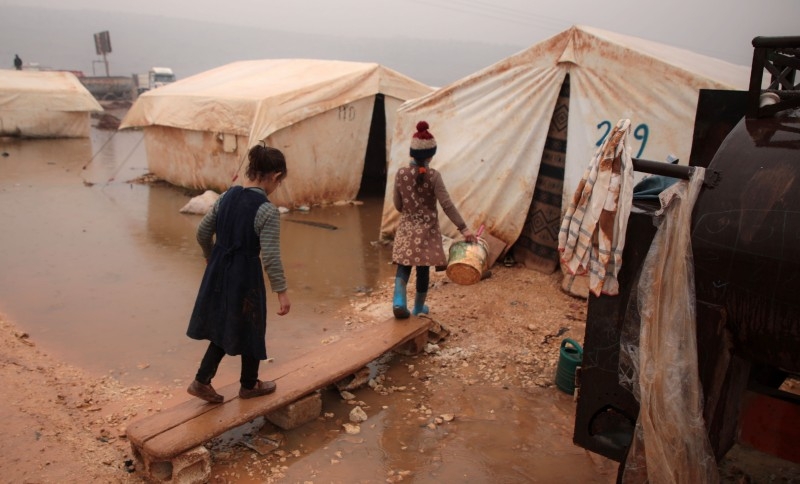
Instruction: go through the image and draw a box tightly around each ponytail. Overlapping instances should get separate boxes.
[247,143,287,181]
[415,164,427,185]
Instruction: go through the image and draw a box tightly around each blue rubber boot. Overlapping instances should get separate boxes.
[392,277,410,319]
[412,292,429,316]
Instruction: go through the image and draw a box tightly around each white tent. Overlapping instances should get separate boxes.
[0,70,102,138]
[380,25,752,272]
[120,59,432,207]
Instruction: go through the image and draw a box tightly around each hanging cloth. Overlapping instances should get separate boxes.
[558,118,634,296]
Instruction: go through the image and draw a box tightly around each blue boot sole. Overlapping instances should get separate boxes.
[412,306,429,316]
[393,305,410,319]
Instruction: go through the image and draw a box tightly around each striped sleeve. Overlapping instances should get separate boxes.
[196,195,221,259]
[254,202,287,293]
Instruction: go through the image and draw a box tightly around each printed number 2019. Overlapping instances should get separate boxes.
[595,120,649,158]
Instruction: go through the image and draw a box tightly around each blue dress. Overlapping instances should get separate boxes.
[187,186,268,359]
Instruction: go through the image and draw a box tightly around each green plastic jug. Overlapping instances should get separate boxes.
[556,338,583,394]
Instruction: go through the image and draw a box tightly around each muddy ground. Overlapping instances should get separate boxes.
[0,265,613,482]
[2,263,798,483]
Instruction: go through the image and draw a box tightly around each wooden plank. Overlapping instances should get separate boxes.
[127,317,429,461]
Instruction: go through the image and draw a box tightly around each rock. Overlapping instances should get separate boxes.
[242,433,283,455]
[336,367,371,392]
[349,406,368,423]
[342,423,361,435]
[424,343,440,354]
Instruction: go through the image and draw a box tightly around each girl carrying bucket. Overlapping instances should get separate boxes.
[391,121,477,318]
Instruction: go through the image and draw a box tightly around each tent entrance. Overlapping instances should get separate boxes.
[357,94,387,199]
[510,74,570,274]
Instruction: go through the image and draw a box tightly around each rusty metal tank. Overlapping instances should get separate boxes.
[691,114,800,374]
[572,37,800,471]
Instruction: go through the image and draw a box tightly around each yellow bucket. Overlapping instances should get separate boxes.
[446,238,489,285]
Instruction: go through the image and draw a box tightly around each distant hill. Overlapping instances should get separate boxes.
[1,6,526,87]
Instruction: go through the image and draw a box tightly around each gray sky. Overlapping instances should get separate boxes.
[3,0,798,66]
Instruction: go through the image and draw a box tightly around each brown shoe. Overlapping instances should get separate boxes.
[239,379,276,399]
[187,380,223,404]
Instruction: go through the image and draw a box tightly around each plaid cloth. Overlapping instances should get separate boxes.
[558,118,634,296]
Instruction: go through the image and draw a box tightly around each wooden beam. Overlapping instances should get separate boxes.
[127,317,430,461]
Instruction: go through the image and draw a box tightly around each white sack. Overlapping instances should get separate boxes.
[180,190,219,215]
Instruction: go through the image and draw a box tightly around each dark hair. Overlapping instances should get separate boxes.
[415,159,429,185]
[246,143,287,181]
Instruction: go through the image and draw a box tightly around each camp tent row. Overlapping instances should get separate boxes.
[0,70,102,138]
[380,25,752,274]
[120,59,433,208]
[121,26,752,277]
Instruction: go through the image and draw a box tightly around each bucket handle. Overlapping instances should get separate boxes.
[561,338,583,356]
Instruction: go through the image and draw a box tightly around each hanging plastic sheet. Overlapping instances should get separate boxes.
[618,167,719,483]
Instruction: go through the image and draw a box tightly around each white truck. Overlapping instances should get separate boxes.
[135,67,176,94]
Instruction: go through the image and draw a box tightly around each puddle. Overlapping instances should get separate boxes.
[0,130,395,388]
[206,354,616,483]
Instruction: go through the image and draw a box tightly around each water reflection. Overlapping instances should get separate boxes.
[281,202,394,299]
[0,131,395,387]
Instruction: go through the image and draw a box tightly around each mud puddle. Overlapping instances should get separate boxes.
[203,353,616,483]
[0,130,394,388]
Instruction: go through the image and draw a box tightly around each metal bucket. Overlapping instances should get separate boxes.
[446,238,489,285]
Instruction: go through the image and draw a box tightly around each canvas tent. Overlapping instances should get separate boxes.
[0,70,102,138]
[120,59,432,207]
[380,25,752,274]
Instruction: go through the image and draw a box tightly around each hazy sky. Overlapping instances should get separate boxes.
[3,0,798,66]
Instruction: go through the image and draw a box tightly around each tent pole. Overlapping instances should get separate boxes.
[631,158,720,188]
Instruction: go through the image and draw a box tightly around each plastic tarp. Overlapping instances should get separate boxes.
[618,169,719,483]
[119,60,432,206]
[379,25,751,244]
[0,70,102,137]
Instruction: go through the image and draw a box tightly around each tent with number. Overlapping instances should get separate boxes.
[120,59,432,207]
[0,70,102,138]
[380,25,752,274]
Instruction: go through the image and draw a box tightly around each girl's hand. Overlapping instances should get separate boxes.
[276,291,291,315]
[461,228,478,243]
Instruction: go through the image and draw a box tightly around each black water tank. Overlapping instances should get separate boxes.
[691,115,800,373]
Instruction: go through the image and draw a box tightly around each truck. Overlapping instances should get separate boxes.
[79,75,136,101]
[134,67,176,95]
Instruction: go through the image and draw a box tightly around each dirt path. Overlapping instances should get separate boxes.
[0,315,147,482]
